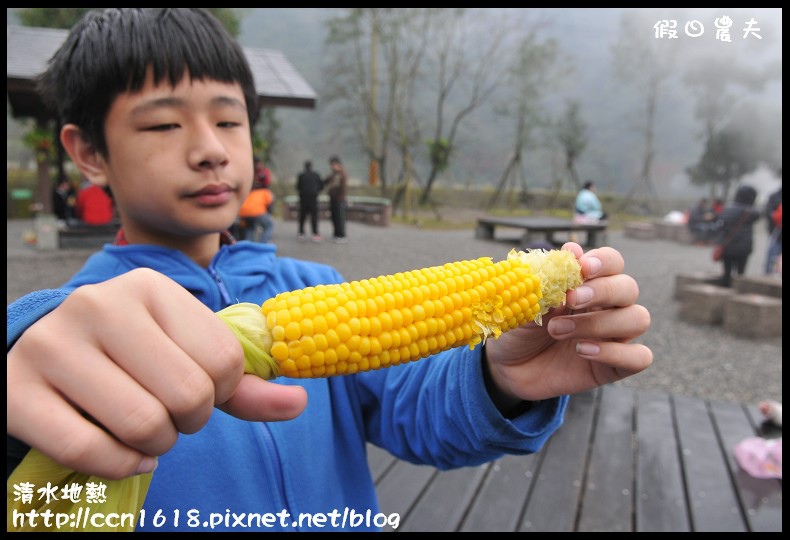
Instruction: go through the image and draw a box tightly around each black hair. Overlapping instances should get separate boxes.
[583,180,594,190]
[329,155,341,164]
[37,8,258,157]
[734,185,757,206]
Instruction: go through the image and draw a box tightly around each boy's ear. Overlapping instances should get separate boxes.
[60,124,109,187]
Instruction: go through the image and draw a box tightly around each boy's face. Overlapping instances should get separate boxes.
[95,73,254,243]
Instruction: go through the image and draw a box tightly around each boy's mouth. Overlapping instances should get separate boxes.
[190,184,234,206]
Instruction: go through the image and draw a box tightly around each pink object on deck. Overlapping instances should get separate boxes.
[734,437,782,479]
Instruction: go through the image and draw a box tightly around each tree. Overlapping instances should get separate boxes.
[21,121,59,215]
[254,108,281,168]
[17,8,243,36]
[324,8,433,196]
[686,99,779,201]
[554,100,588,193]
[488,31,567,210]
[611,10,677,215]
[417,9,513,205]
[323,8,516,212]
[680,34,782,197]
[16,8,93,28]
[686,125,759,202]
[371,8,433,217]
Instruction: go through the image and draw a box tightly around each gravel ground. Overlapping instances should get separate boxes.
[7,215,782,405]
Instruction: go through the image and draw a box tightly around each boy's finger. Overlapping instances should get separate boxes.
[218,376,308,422]
[7,376,160,480]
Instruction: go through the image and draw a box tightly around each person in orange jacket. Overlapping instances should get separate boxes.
[238,176,275,243]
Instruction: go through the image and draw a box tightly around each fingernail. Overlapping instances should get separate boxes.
[586,256,602,277]
[550,318,576,335]
[576,342,600,356]
[135,456,158,475]
[573,286,593,305]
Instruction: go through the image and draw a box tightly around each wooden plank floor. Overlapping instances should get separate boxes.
[367,384,782,532]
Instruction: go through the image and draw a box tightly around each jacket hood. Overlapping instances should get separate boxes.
[61,241,344,311]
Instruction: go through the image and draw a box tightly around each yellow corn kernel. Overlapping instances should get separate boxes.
[218,249,583,380]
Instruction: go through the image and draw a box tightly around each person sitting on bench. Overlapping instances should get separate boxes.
[574,180,607,223]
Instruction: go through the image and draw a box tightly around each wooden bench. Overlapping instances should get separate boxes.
[475,216,607,248]
[367,385,782,532]
[280,195,391,227]
[58,221,120,249]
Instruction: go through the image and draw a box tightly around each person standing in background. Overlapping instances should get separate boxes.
[764,185,782,275]
[296,160,324,242]
[254,157,272,189]
[75,179,114,225]
[324,155,348,243]
[712,185,761,287]
[52,178,77,225]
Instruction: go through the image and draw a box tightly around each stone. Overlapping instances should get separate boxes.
[674,272,721,301]
[624,221,657,240]
[678,283,736,325]
[723,294,782,339]
[732,275,782,299]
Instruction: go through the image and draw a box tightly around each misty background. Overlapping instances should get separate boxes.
[238,8,782,207]
[7,8,783,209]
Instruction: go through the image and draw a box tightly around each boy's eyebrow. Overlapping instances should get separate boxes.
[130,94,247,117]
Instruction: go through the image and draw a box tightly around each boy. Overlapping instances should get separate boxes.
[7,9,652,532]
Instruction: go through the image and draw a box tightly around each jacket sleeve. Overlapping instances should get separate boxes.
[7,289,73,349]
[347,345,567,470]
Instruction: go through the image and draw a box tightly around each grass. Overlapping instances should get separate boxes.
[389,203,648,232]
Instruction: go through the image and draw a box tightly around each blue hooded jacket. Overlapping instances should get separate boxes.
[7,240,567,531]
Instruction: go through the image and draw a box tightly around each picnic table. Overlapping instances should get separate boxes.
[367,384,782,532]
[475,216,607,248]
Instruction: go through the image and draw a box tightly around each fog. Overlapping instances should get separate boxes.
[7,8,782,206]
[239,8,782,204]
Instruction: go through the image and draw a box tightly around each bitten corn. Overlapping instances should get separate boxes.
[7,248,582,532]
[218,248,583,380]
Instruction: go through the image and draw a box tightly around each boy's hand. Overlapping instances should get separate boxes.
[7,268,308,480]
[483,243,653,406]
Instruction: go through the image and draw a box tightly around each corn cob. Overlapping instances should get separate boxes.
[7,248,581,531]
[218,248,583,379]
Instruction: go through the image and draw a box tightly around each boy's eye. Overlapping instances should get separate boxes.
[144,124,179,132]
[218,121,243,128]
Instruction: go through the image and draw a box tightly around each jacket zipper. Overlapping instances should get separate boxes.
[206,265,296,530]
[207,266,233,306]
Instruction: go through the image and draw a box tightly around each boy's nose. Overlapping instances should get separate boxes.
[189,125,230,169]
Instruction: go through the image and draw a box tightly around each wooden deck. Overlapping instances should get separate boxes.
[475,216,608,248]
[367,384,782,532]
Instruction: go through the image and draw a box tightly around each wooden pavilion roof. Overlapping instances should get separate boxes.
[7,24,317,122]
